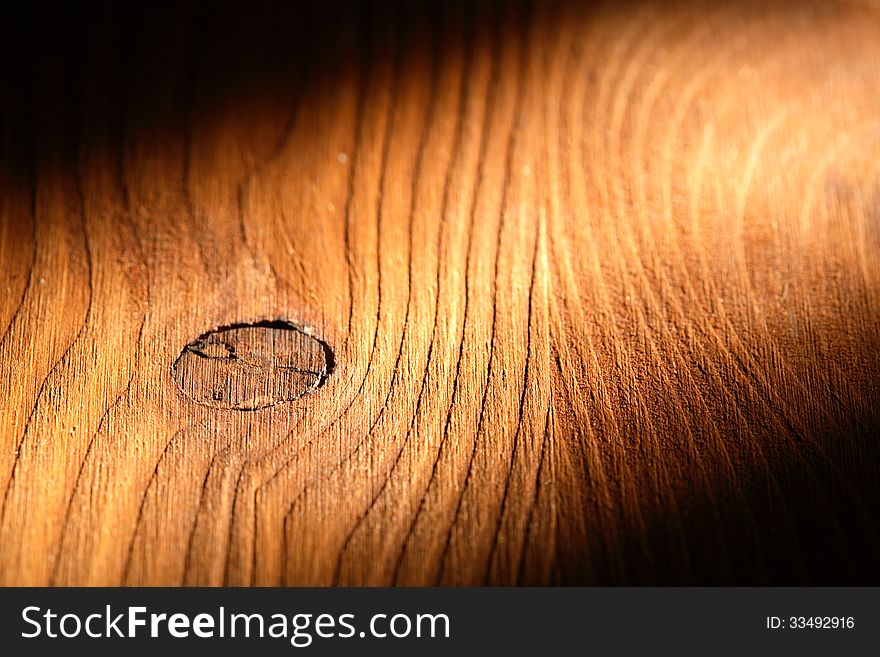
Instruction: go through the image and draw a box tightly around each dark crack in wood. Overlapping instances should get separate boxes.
[172,320,334,410]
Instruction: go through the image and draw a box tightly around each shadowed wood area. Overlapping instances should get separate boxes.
[1,0,879,585]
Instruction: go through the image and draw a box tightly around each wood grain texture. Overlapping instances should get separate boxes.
[1,0,879,586]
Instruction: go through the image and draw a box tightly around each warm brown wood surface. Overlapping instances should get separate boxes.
[1,0,879,586]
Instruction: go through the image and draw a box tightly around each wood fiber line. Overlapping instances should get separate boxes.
[1,0,879,585]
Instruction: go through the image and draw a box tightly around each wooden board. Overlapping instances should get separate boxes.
[1,0,879,586]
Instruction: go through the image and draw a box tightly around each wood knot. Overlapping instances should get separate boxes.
[172,320,334,410]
